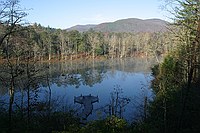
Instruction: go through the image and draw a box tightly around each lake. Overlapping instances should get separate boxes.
[0,57,155,122]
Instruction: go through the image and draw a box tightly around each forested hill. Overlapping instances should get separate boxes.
[67,24,96,32]
[67,18,168,33]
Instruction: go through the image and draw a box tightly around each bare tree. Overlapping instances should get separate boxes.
[0,0,27,131]
[0,0,27,46]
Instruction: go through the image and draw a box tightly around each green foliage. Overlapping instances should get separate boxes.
[78,116,127,133]
[149,0,200,132]
[51,116,128,133]
[94,45,104,55]
[151,54,184,96]
[0,110,80,133]
[0,22,172,60]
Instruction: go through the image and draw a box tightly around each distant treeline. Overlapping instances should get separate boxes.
[0,23,173,61]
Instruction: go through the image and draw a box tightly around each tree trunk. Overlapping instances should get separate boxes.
[8,80,14,131]
[144,96,148,122]
[26,60,31,128]
[20,88,24,119]
[27,85,30,127]
[47,75,51,118]
[48,44,51,61]
[197,20,200,80]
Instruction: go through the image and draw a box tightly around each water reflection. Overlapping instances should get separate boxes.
[0,57,155,122]
[74,94,99,121]
[97,85,130,118]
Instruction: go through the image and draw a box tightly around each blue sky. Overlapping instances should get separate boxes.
[20,0,167,29]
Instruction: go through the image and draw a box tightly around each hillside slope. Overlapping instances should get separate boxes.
[67,18,168,33]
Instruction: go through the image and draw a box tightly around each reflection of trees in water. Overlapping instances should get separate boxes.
[44,57,155,88]
[96,85,130,119]
[0,58,155,125]
[0,58,155,100]
[0,59,107,126]
[0,58,155,114]
[0,60,107,90]
[94,73,153,122]
[45,60,108,88]
[108,57,155,73]
[128,74,153,123]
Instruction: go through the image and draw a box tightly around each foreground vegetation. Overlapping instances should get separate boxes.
[145,0,200,132]
[0,0,200,132]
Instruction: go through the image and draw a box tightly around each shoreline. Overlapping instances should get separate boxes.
[0,52,161,64]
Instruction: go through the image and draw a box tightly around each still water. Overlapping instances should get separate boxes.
[0,57,155,122]
[42,57,155,122]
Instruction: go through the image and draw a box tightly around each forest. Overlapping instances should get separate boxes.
[0,22,173,62]
[0,0,200,133]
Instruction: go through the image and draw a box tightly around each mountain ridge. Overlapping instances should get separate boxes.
[66,18,168,33]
